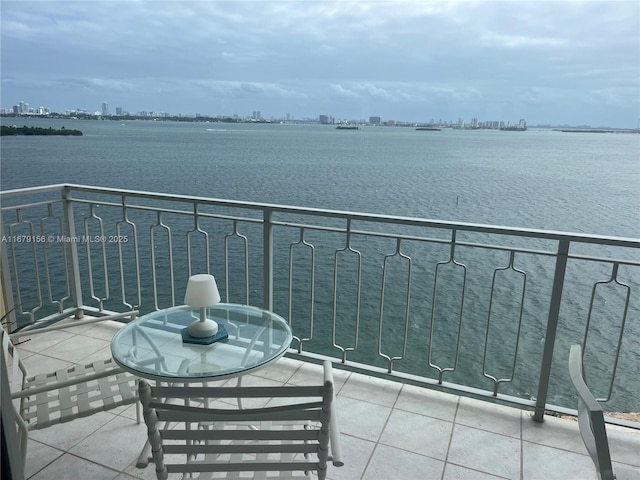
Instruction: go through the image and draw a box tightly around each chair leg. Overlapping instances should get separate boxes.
[135,379,141,424]
[135,400,141,424]
[136,441,152,469]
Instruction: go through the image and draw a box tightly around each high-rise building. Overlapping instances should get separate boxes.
[101,102,109,116]
[369,116,381,125]
[115,107,123,115]
[319,114,333,124]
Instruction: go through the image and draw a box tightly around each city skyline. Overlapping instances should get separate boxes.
[2,98,535,127]
[1,1,638,129]
[9,97,637,131]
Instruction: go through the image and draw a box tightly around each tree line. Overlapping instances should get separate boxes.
[0,125,83,136]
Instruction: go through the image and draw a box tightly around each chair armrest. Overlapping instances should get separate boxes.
[568,345,602,412]
[323,360,344,467]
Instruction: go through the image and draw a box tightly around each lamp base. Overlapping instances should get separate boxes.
[181,324,229,345]
[188,318,219,337]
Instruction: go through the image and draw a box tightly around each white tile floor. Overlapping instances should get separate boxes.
[12,319,640,480]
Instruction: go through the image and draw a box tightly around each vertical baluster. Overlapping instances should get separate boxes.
[117,196,141,310]
[582,263,631,402]
[378,238,411,373]
[224,219,249,304]
[428,230,467,384]
[482,250,527,396]
[85,203,109,310]
[40,203,71,313]
[150,211,175,310]
[186,203,210,276]
[288,227,315,353]
[332,219,362,364]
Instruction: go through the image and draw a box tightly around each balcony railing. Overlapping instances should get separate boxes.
[1,184,638,425]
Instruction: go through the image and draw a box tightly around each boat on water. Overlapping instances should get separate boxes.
[500,126,528,131]
[416,127,441,131]
[336,124,359,130]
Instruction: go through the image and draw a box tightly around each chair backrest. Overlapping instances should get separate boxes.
[139,360,342,480]
[568,344,615,480]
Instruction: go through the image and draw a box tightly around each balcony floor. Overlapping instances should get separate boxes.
[13,319,640,480]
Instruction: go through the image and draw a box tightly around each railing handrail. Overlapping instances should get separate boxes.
[2,183,638,248]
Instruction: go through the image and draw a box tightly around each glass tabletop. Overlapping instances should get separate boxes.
[110,303,292,382]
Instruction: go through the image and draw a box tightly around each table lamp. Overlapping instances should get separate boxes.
[184,274,221,338]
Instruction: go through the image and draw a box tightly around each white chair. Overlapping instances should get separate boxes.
[568,344,615,480]
[1,311,141,470]
[139,360,343,479]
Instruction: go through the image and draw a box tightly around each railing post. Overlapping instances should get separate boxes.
[62,187,84,319]
[263,208,274,311]
[534,238,570,422]
[0,212,18,331]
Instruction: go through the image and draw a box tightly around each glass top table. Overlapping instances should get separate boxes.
[110,303,293,382]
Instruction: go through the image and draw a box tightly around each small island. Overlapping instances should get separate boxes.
[1,125,83,136]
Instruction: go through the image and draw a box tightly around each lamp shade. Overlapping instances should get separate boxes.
[184,274,221,308]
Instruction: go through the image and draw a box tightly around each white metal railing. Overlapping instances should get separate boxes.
[1,184,639,425]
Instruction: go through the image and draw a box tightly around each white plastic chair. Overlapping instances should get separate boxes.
[2,311,141,470]
[568,344,615,480]
[139,360,343,479]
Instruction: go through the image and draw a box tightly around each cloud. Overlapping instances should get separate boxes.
[1,1,638,126]
[332,83,393,101]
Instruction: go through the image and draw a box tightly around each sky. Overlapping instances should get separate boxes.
[1,0,639,127]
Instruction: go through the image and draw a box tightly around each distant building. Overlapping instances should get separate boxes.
[252,111,262,120]
[369,116,381,125]
[116,107,123,115]
[101,102,109,116]
[319,114,333,124]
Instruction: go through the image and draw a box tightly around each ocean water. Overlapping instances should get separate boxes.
[2,118,639,237]
[1,118,639,411]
